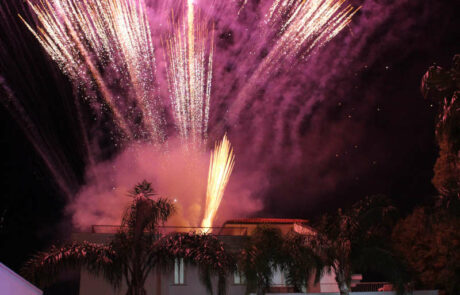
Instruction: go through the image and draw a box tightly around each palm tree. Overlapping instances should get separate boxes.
[238,226,324,295]
[281,231,325,292]
[22,180,234,295]
[315,195,406,295]
[238,226,284,295]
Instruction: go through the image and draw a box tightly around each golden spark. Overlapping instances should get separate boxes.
[21,0,164,142]
[165,0,214,144]
[230,0,360,120]
[201,134,235,232]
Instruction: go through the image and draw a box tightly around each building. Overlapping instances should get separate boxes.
[72,218,437,295]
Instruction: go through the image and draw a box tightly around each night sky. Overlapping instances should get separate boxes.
[0,0,459,273]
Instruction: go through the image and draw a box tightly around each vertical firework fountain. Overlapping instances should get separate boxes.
[20,0,234,229]
[201,134,235,232]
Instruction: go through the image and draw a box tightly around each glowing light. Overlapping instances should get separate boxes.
[165,0,214,144]
[267,0,360,59]
[20,0,164,142]
[229,0,360,121]
[17,0,361,230]
[201,135,235,232]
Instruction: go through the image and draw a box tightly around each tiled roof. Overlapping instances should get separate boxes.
[223,218,309,225]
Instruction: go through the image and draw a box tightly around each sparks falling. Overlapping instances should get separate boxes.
[14,0,360,229]
[267,0,360,61]
[201,135,235,232]
[20,0,164,142]
[165,0,214,145]
[229,0,360,122]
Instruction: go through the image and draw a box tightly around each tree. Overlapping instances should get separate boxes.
[398,54,460,295]
[316,195,405,295]
[238,226,284,295]
[421,54,460,208]
[238,226,324,295]
[392,207,460,295]
[22,180,234,295]
[281,231,325,292]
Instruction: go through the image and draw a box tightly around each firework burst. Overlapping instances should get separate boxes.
[229,0,360,122]
[165,0,214,145]
[20,0,164,142]
[11,0,361,229]
[267,0,360,60]
[201,134,235,232]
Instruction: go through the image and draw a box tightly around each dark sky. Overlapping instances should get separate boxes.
[0,0,459,273]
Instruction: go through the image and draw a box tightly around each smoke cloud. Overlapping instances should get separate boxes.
[1,0,455,230]
[69,138,263,230]
[68,0,453,225]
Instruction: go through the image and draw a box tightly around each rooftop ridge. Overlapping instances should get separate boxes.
[223,217,309,225]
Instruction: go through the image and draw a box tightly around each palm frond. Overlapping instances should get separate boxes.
[156,232,235,295]
[282,231,325,291]
[238,226,284,294]
[121,197,175,239]
[128,180,157,198]
[21,241,120,288]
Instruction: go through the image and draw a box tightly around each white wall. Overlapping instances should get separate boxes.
[79,264,247,295]
[0,263,43,295]
[79,265,438,295]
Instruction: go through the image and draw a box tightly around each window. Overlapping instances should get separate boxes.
[271,267,286,286]
[174,258,185,285]
[233,270,246,285]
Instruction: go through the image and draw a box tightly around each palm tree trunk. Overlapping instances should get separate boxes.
[126,280,147,295]
[338,281,350,295]
[335,265,351,295]
[126,265,147,295]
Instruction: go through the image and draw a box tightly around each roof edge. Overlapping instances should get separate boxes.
[223,217,309,225]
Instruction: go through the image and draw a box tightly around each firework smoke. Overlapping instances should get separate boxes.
[70,141,207,229]
[2,0,367,229]
[201,135,235,232]
[228,0,360,124]
[70,139,258,230]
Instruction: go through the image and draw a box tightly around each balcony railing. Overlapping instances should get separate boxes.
[351,282,391,292]
[91,225,248,236]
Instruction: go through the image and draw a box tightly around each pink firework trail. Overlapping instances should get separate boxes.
[17,0,359,228]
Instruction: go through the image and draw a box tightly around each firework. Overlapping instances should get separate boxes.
[11,0,362,230]
[165,0,214,145]
[229,0,360,122]
[21,0,163,142]
[201,135,235,232]
[267,0,360,60]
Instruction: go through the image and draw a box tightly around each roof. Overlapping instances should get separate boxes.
[223,218,309,225]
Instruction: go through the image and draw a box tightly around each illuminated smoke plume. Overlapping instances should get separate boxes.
[201,135,235,232]
[70,141,208,229]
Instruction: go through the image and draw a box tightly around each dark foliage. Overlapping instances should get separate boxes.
[422,54,460,207]
[316,195,406,295]
[237,226,324,295]
[21,180,234,295]
[393,207,460,295]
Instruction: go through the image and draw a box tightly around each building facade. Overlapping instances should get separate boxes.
[72,218,436,295]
